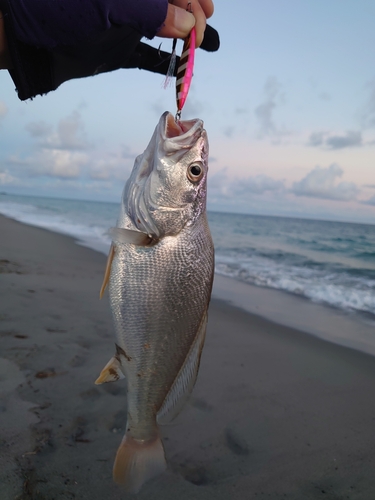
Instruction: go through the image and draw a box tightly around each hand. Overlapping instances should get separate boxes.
[157,0,214,48]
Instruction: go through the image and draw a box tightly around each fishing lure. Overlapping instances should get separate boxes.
[175,26,196,120]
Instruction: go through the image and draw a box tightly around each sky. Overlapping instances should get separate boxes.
[1,0,375,224]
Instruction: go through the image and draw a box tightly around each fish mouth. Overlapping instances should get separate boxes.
[125,112,205,238]
[161,112,204,152]
[164,113,199,137]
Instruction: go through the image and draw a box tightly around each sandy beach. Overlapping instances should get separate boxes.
[1,213,375,500]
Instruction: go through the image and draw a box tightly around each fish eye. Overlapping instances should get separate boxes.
[187,162,204,182]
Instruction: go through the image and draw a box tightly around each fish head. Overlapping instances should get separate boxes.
[123,112,209,238]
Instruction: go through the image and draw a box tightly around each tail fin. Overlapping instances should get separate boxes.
[113,431,166,493]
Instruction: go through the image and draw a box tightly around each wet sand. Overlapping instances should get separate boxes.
[1,213,375,499]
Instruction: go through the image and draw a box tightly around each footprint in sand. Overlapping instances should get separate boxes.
[0,329,18,338]
[79,387,101,400]
[173,461,211,486]
[0,357,25,393]
[224,426,250,456]
[190,397,214,412]
[69,354,87,367]
[0,259,25,274]
[102,383,126,396]
[109,409,127,433]
[64,416,90,444]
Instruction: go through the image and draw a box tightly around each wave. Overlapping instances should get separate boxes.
[215,252,375,317]
[0,198,112,254]
[1,194,375,321]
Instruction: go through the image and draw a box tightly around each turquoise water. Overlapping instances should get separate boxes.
[0,193,374,319]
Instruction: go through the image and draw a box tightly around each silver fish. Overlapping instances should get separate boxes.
[96,112,214,493]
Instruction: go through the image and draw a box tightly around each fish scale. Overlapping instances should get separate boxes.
[109,224,212,436]
[96,112,214,493]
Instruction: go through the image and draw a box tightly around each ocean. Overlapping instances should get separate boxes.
[1,193,374,324]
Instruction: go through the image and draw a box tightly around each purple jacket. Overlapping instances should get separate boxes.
[7,0,168,48]
[1,0,219,101]
[0,0,169,100]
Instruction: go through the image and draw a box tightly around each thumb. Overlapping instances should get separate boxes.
[157,4,195,39]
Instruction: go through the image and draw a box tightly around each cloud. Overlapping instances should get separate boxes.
[33,150,88,178]
[223,126,235,138]
[122,146,136,160]
[26,111,89,150]
[232,175,284,196]
[181,95,206,117]
[209,169,284,198]
[318,92,331,101]
[8,115,135,184]
[89,154,132,182]
[235,107,248,114]
[0,169,15,184]
[361,81,375,129]
[0,101,8,118]
[308,131,326,147]
[25,121,53,138]
[6,156,30,168]
[307,130,362,149]
[364,196,375,205]
[308,78,332,102]
[326,131,362,149]
[292,164,359,201]
[7,150,88,179]
[57,112,89,150]
[14,111,93,181]
[254,76,287,139]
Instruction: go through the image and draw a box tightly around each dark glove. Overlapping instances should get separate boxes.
[124,25,220,75]
[6,15,219,101]
[53,24,220,85]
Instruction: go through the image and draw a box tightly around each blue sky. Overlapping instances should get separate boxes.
[1,0,375,223]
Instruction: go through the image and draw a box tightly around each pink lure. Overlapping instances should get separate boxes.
[176,27,196,115]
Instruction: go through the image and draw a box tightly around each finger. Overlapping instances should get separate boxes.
[157,4,195,40]
[170,0,210,46]
[189,1,207,47]
[197,0,214,19]
[171,0,213,18]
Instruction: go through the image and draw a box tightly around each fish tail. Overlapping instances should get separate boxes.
[113,430,166,493]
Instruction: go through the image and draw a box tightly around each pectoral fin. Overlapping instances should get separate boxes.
[100,243,115,299]
[108,227,152,246]
[100,228,154,299]
[157,311,208,425]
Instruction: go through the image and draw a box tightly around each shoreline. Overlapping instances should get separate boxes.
[213,274,375,358]
[2,211,374,358]
[2,214,375,498]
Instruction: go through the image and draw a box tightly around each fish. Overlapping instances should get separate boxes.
[96,111,214,493]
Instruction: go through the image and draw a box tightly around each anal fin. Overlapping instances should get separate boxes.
[95,353,125,385]
[157,311,208,425]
